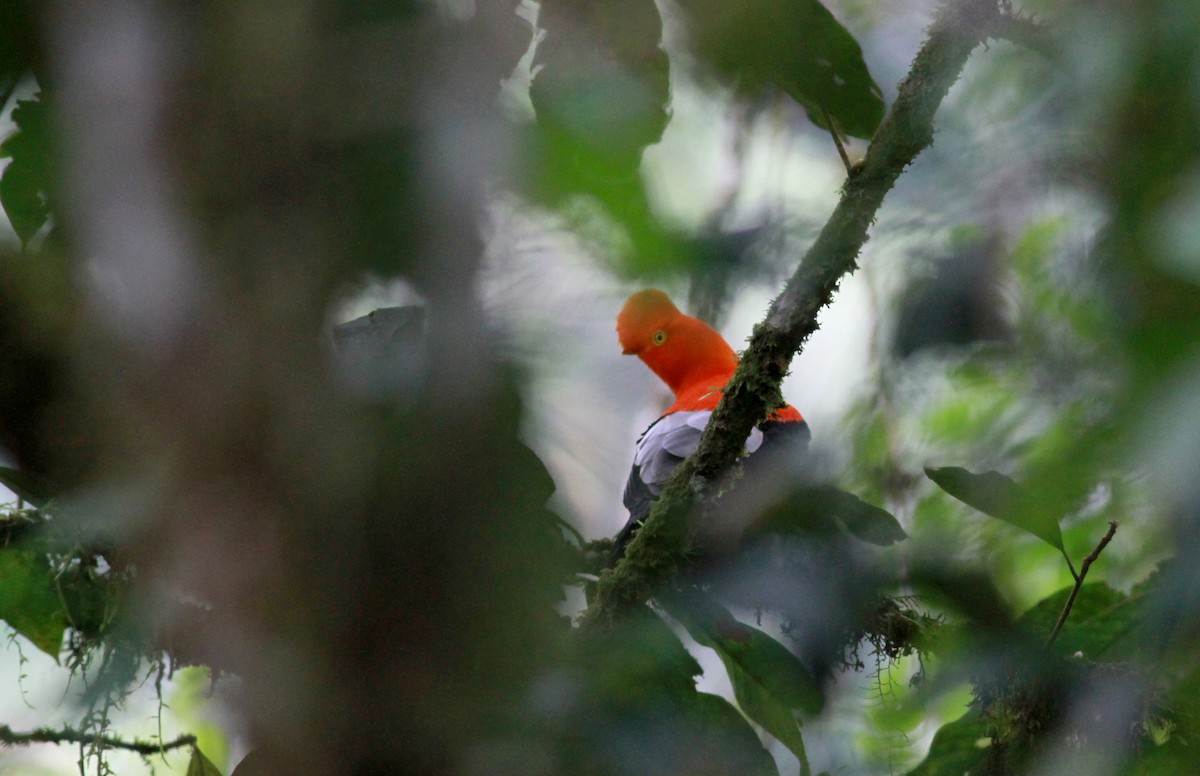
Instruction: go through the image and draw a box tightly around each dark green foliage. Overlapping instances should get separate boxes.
[565,605,781,775]
[664,590,823,765]
[1015,582,1139,660]
[676,0,885,138]
[905,709,991,776]
[0,96,52,246]
[526,0,684,274]
[0,510,130,659]
[754,483,907,546]
[0,539,64,658]
[0,1,38,98]
[0,465,54,507]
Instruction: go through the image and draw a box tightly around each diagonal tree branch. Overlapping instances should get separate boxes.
[581,0,1014,632]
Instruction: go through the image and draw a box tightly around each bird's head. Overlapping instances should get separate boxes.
[616,289,738,399]
[617,289,681,356]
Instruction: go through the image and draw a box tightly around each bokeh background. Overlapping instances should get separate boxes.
[2,0,1198,773]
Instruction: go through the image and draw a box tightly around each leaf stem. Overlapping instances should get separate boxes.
[1045,521,1118,648]
[1060,550,1079,582]
[820,104,853,174]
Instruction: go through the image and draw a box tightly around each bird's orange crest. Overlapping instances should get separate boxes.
[617,289,803,421]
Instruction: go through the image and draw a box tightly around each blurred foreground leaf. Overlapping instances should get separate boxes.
[677,0,885,138]
[527,0,688,273]
[925,467,1071,568]
[1016,582,1142,660]
[664,591,822,764]
[187,747,224,776]
[574,604,779,774]
[755,484,907,546]
[690,692,782,776]
[0,466,55,507]
[0,546,63,659]
[906,709,990,776]
[0,95,51,245]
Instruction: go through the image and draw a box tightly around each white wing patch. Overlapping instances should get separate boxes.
[633,411,764,494]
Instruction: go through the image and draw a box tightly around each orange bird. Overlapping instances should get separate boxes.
[612,289,809,559]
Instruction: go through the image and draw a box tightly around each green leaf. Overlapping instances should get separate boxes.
[0,96,52,245]
[0,546,65,659]
[575,605,781,774]
[925,467,1071,566]
[527,0,690,274]
[1015,583,1145,659]
[582,603,703,701]
[0,466,56,508]
[662,592,823,763]
[755,484,907,546]
[905,709,992,776]
[187,747,224,776]
[533,0,669,160]
[688,693,782,776]
[727,657,810,765]
[676,0,885,139]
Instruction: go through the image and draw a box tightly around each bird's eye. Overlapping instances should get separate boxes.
[652,330,667,346]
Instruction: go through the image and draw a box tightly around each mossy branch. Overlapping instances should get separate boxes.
[580,0,1017,633]
[0,723,196,755]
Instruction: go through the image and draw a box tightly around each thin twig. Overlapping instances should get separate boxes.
[1046,521,1118,648]
[820,105,853,174]
[0,724,196,755]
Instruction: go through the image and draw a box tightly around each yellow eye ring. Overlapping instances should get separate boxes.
[652,330,667,346]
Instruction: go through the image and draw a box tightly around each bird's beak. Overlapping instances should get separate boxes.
[622,345,636,355]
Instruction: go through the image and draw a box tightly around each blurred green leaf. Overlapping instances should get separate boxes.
[0,96,52,245]
[905,709,991,776]
[528,0,688,273]
[925,466,1070,566]
[663,591,822,762]
[677,0,885,139]
[688,692,782,776]
[520,121,688,273]
[0,546,63,659]
[0,466,55,507]
[755,484,906,546]
[1015,582,1145,660]
[822,486,906,546]
[187,747,224,776]
[0,2,37,90]
[574,605,783,774]
[582,603,702,700]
